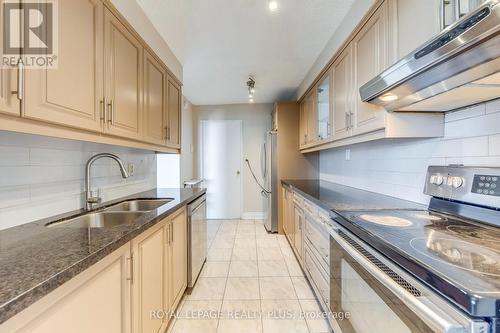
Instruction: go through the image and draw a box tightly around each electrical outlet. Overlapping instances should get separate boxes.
[345,149,351,161]
[128,163,135,176]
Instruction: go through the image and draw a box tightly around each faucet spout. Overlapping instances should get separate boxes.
[85,153,129,210]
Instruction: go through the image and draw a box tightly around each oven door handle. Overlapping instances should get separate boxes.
[330,229,483,333]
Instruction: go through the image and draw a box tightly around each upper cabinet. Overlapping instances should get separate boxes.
[316,71,332,142]
[332,46,352,141]
[167,77,181,149]
[352,1,388,136]
[104,9,143,140]
[0,0,182,153]
[23,0,104,132]
[299,0,444,153]
[387,0,441,66]
[143,51,167,146]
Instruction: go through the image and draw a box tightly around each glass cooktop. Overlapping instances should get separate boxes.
[338,210,500,317]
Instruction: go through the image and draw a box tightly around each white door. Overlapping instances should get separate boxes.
[201,120,242,219]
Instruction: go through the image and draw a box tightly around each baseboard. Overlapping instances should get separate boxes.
[241,212,267,220]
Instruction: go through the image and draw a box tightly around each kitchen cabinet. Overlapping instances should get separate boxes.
[0,0,182,153]
[282,186,295,244]
[104,8,143,140]
[0,244,132,333]
[133,207,187,333]
[143,51,168,145]
[166,77,181,149]
[165,207,187,313]
[293,201,304,263]
[332,45,353,141]
[352,1,388,136]
[387,0,441,66]
[0,0,20,117]
[315,70,333,142]
[132,220,166,333]
[299,100,307,148]
[299,0,444,154]
[23,0,104,132]
[306,90,317,145]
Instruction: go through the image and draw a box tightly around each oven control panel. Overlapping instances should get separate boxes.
[472,175,499,196]
[425,166,500,209]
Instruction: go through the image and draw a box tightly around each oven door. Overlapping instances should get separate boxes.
[328,221,489,333]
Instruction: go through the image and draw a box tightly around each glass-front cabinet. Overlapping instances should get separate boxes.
[442,0,489,29]
[316,72,332,141]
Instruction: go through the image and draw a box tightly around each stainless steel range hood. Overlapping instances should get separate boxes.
[360,0,500,112]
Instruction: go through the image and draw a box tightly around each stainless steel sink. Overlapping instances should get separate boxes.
[46,212,144,228]
[104,199,172,212]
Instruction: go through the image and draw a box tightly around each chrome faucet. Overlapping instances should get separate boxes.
[85,153,129,210]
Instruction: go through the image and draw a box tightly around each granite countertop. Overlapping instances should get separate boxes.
[0,188,205,325]
[282,179,426,213]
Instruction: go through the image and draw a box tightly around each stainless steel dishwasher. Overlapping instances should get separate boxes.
[187,194,207,289]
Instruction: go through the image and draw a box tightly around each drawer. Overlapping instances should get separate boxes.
[303,199,318,218]
[304,242,330,306]
[304,216,330,269]
[293,192,304,206]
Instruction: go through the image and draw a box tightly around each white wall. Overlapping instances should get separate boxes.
[180,98,194,185]
[0,132,157,230]
[192,103,272,218]
[296,0,376,99]
[320,99,500,204]
[110,0,183,81]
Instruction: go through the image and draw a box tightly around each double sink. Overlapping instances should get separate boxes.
[46,199,173,229]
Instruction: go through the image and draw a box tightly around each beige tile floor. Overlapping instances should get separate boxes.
[169,219,331,333]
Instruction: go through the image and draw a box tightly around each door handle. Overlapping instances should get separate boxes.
[236,171,241,176]
[11,62,24,100]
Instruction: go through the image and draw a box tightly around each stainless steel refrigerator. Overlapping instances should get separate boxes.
[263,131,278,233]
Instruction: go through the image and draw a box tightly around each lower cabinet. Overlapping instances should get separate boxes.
[133,207,187,333]
[0,244,132,333]
[0,207,188,333]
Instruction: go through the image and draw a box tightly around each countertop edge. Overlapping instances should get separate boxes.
[0,188,206,325]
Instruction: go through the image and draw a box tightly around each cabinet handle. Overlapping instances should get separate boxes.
[349,112,354,129]
[100,98,107,123]
[107,100,114,124]
[12,62,24,100]
[170,222,174,243]
[166,224,170,245]
[345,112,349,129]
[126,256,133,283]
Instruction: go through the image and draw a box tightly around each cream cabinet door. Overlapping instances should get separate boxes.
[104,9,143,140]
[388,0,441,66]
[293,205,303,262]
[23,0,103,131]
[3,244,132,333]
[333,46,353,140]
[352,1,388,136]
[143,51,167,145]
[299,100,307,148]
[166,208,187,314]
[0,0,20,117]
[166,77,181,149]
[306,90,317,144]
[132,222,166,333]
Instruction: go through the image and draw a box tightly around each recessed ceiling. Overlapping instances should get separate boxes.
[137,0,355,105]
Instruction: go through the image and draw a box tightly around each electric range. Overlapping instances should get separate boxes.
[328,166,500,333]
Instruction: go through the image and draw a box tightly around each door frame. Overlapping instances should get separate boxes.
[199,119,243,219]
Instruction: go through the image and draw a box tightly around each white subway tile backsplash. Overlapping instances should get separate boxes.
[485,99,500,114]
[445,104,485,122]
[0,132,157,230]
[320,100,500,205]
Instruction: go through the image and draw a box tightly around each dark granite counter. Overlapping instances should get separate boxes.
[282,179,425,213]
[0,188,205,325]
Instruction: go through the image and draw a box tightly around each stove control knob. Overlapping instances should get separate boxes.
[430,175,444,186]
[451,177,464,189]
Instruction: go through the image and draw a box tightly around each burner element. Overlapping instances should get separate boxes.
[359,214,413,227]
[410,237,500,278]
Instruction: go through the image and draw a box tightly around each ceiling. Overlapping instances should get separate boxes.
[137,0,355,105]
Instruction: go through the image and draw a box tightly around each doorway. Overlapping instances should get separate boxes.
[201,120,243,219]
